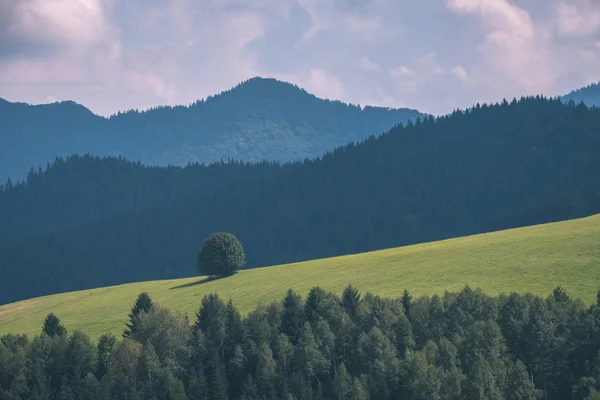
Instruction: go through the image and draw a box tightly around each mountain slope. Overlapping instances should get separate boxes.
[0,77,424,181]
[561,81,600,107]
[1,213,598,340]
[1,96,600,305]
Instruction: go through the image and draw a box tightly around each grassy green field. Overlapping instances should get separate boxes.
[1,214,599,340]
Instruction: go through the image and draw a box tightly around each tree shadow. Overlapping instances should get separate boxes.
[168,276,220,290]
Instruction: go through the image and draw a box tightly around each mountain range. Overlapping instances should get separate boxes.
[0,77,423,181]
[1,96,600,305]
[561,81,600,107]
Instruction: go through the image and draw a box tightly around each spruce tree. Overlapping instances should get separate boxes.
[96,333,117,380]
[281,289,304,343]
[552,286,570,303]
[400,289,413,319]
[304,287,326,324]
[206,350,228,400]
[240,375,259,399]
[333,363,352,400]
[187,366,208,400]
[123,292,154,338]
[42,313,67,338]
[341,284,361,318]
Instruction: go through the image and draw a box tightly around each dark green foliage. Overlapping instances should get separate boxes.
[131,306,191,375]
[304,287,328,325]
[281,289,304,343]
[197,232,246,278]
[187,366,208,400]
[341,284,362,318]
[2,286,600,399]
[506,360,542,400]
[2,97,600,304]
[553,286,571,303]
[194,293,228,351]
[332,363,369,400]
[206,350,228,400]
[400,290,413,318]
[123,292,154,338]
[95,333,116,380]
[42,313,66,338]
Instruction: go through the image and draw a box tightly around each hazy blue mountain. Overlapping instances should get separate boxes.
[561,81,600,107]
[0,77,424,181]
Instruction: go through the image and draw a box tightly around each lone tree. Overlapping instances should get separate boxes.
[42,313,67,338]
[197,232,246,278]
[123,292,154,338]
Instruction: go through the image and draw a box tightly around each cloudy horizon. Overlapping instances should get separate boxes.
[1,0,599,116]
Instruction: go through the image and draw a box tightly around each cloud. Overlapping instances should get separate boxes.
[0,0,116,58]
[452,65,468,81]
[1,0,600,117]
[358,56,382,73]
[295,0,399,46]
[555,0,600,37]
[445,0,556,95]
[390,66,415,78]
[305,68,345,99]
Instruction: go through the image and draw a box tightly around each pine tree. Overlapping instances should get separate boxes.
[139,342,160,384]
[282,289,304,343]
[206,350,228,400]
[227,345,245,399]
[400,290,413,319]
[225,300,244,360]
[57,379,75,400]
[552,286,570,303]
[341,284,361,318]
[42,313,67,338]
[506,360,542,400]
[123,292,154,338]
[295,323,329,381]
[304,287,326,325]
[96,333,116,380]
[240,374,259,399]
[187,366,208,400]
[332,363,352,400]
[195,293,227,357]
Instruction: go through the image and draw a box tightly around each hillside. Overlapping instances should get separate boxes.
[1,213,599,340]
[1,97,600,305]
[561,81,600,107]
[0,77,423,181]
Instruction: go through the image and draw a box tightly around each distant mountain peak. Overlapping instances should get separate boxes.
[0,97,94,114]
[565,81,600,95]
[561,81,600,107]
[216,76,312,100]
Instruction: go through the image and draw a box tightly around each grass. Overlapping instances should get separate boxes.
[1,214,599,340]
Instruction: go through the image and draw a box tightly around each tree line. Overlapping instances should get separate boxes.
[2,285,600,400]
[2,97,600,304]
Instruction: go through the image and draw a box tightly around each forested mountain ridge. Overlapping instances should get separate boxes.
[1,96,600,305]
[0,77,424,181]
[561,81,600,107]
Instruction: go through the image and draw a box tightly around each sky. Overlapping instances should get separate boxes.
[0,0,599,116]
